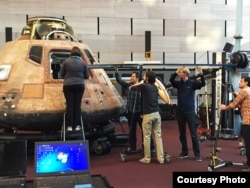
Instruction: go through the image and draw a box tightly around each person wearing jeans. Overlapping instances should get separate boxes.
[60,46,89,131]
[169,66,205,162]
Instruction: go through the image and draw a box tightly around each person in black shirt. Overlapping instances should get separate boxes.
[169,66,205,162]
[130,71,164,164]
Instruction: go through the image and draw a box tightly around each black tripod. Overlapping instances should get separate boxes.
[208,128,244,171]
[207,84,244,171]
[120,90,143,162]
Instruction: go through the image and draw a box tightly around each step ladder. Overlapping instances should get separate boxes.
[61,112,85,141]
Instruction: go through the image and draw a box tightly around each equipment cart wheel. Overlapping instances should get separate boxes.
[164,153,171,163]
[207,165,214,172]
[120,152,127,162]
[240,147,245,156]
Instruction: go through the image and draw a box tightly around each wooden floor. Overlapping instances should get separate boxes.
[26,119,246,188]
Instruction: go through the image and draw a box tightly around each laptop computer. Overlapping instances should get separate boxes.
[0,140,27,188]
[33,140,92,188]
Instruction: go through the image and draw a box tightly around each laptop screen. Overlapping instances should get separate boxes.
[34,140,90,177]
[0,140,27,177]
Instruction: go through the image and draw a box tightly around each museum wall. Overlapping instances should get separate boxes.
[0,0,249,64]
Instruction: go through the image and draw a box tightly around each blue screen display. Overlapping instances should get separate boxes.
[35,141,90,174]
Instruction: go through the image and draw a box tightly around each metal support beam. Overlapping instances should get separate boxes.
[234,0,243,51]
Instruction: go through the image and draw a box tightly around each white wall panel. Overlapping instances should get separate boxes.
[227,20,237,37]
[132,0,162,4]
[152,36,180,52]
[98,53,131,64]
[84,35,116,52]
[8,1,46,14]
[196,20,225,37]
[133,18,163,35]
[100,18,131,35]
[180,36,213,52]
[80,7,115,17]
[165,19,194,36]
[196,0,226,5]
[74,34,104,54]
[180,4,211,20]
[0,33,4,46]
[0,1,8,14]
[148,4,180,19]
[164,52,194,64]
[0,0,249,65]
[227,0,237,6]
[79,0,115,8]
[0,14,26,33]
[79,0,115,17]
[179,36,234,54]
[115,35,144,52]
[99,18,115,35]
[114,18,131,35]
[165,0,194,4]
[115,1,148,18]
[211,4,236,21]
[148,52,162,62]
[65,16,97,35]
[44,0,82,16]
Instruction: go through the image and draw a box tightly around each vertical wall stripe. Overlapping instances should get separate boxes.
[194,52,196,64]
[206,51,210,64]
[97,17,100,35]
[163,19,165,36]
[26,14,28,24]
[131,18,133,36]
[163,52,165,64]
[212,52,216,64]
[5,27,12,42]
[145,31,151,59]
[194,20,196,37]
[225,20,227,37]
[131,18,133,59]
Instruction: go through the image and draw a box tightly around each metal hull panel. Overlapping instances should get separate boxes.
[0,17,125,132]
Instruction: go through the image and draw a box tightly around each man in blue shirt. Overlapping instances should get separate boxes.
[169,66,205,162]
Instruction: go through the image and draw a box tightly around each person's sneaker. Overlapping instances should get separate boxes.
[242,168,250,172]
[158,160,165,164]
[195,155,202,162]
[139,158,150,164]
[66,126,72,131]
[242,167,250,172]
[75,125,81,131]
[239,141,244,147]
[176,153,189,159]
